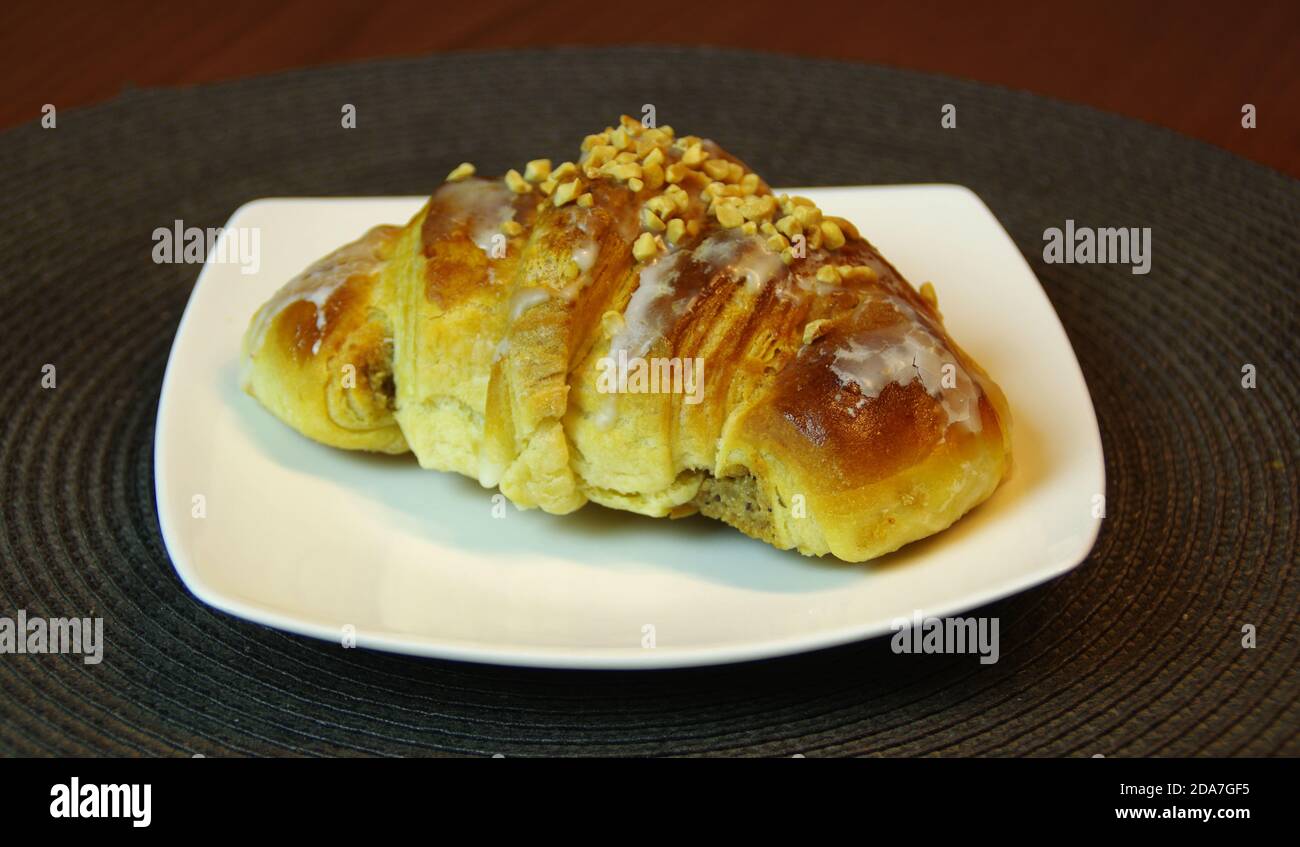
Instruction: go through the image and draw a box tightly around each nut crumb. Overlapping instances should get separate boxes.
[632,232,658,262]
[445,162,475,182]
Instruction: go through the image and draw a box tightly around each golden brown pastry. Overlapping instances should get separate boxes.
[241,118,1012,562]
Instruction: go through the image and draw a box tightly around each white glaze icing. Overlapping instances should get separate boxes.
[608,248,686,359]
[558,239,601,300]
[607,231,782,364]
[508,286,551,322]
[590,249,686,430]
[828,295,981,432]
[592,232,785,430]
[592,396,617,430]
[693,231,784,294]
[431,178,516,255]
[572,240,599,273]
[246,227,390,360]
[497,239,600,366]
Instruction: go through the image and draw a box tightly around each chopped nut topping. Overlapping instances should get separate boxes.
[919,281,939,309]
[740,195,773,221]
[632,232,658,262]
[792,205,822,229]
[666,185,690,212]
[553,178,582,207]
[524,159,552,182]
[839,265,879,282]
[775,215,801,239]
[494,119,857,276]
[703,159,731,181]
[816,265,842,285]
[641,207,667,233]
[586,144,617,169]
[807,225,824,251]
[819,220,845,250]
[645,195,676,219]
[681,143,708,166]
[504,169,531,194]
[445,162,475,182]
[715,200,745,229]
[635,132,664,157]
[605,161,642,182]
[641,162,665,190]
[802,319,831,345]
[601,310,626,339]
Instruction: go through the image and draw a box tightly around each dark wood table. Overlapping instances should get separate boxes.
[3,0,1297,178]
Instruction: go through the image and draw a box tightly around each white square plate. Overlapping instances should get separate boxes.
[155,186,1103,669]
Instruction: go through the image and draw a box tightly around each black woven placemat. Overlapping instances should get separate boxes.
[0,46,1295,756]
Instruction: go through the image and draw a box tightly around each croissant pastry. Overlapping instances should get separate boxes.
[241,117,1012,562]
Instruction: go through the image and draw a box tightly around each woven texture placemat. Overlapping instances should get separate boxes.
[0,47,1295,756]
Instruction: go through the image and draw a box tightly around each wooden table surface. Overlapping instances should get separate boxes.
[3,0,1297,178]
